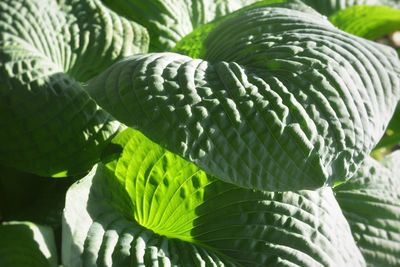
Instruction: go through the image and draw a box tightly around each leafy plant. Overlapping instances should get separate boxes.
[0,0,400,266]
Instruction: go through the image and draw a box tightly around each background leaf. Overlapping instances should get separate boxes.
[299,0,400,16]
[0,0,149,176]
[0,221,58,267]
[329,5,400,40]
[0,165,74,227]
[101,0,265,51]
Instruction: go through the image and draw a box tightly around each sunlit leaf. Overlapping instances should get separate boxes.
[62,128,365,266]
[87,3,400,191]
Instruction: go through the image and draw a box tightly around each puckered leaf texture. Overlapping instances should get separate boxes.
[334,153,400,267]
[87,3,400,191]
[0,0,148,176]
[102,0,264,51]
[62,128,365,267]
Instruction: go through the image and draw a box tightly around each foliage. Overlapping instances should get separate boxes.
[0,0,399,266]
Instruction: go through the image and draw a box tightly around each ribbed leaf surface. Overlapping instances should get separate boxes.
[87,5,400,191]
[328,5,400,152]
[0,221,57,267]
[102,0,264,51]
[334,154,400,267]
[62,128,365,267]
[300,0,400,16]
[0,0,148,176]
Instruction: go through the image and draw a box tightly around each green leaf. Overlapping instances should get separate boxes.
[327,5,400,152]
[0,165,74,228]
[173,0,323,58]
[62,128,366,266]
[0,221,58,267]
[329,5,400,40]
[327,6,400,152]
[87,4,400,191]
[300,0,400,16]
[0,0,149,177]
[102,0,265,51]
[374,103,400,151]
[334,153,400,267]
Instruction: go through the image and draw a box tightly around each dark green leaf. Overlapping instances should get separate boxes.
[0,0,149,176]
[0,221,57,267]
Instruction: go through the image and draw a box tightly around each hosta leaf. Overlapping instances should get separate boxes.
[374,103,400,151]
[0,221,57,267]
[0,0,148,176]
[334,153,400,266]
[102,0,265,51]
[87,4,400,191]
[62,128,365,267]
[326,5,400,152]
[329,5,400,40]
[0,165,74,228]
[300,0,400,16]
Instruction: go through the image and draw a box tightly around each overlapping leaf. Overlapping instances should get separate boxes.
[102,0,266,51]
[300,0,400,16]
[62,128,365,266]
[330,5,400,39]
[334,153,400,266]
[87,3,400,191]
[0,221,58,267]
[0,0,149,176]
[327,5,400,152]
[0,165,74,227]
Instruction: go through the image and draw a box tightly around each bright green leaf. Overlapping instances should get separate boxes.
[62,128,366,266]
[334,153,400,266]
[374,103,400,151]
[0,221,58,267]
[300,0,400,16]
[329,5,400,39]
[87,4,400,191]
[0,0,149,176]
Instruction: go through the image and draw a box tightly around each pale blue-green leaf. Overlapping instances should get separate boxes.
[334,153,400,266]
[87,5,400,191]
